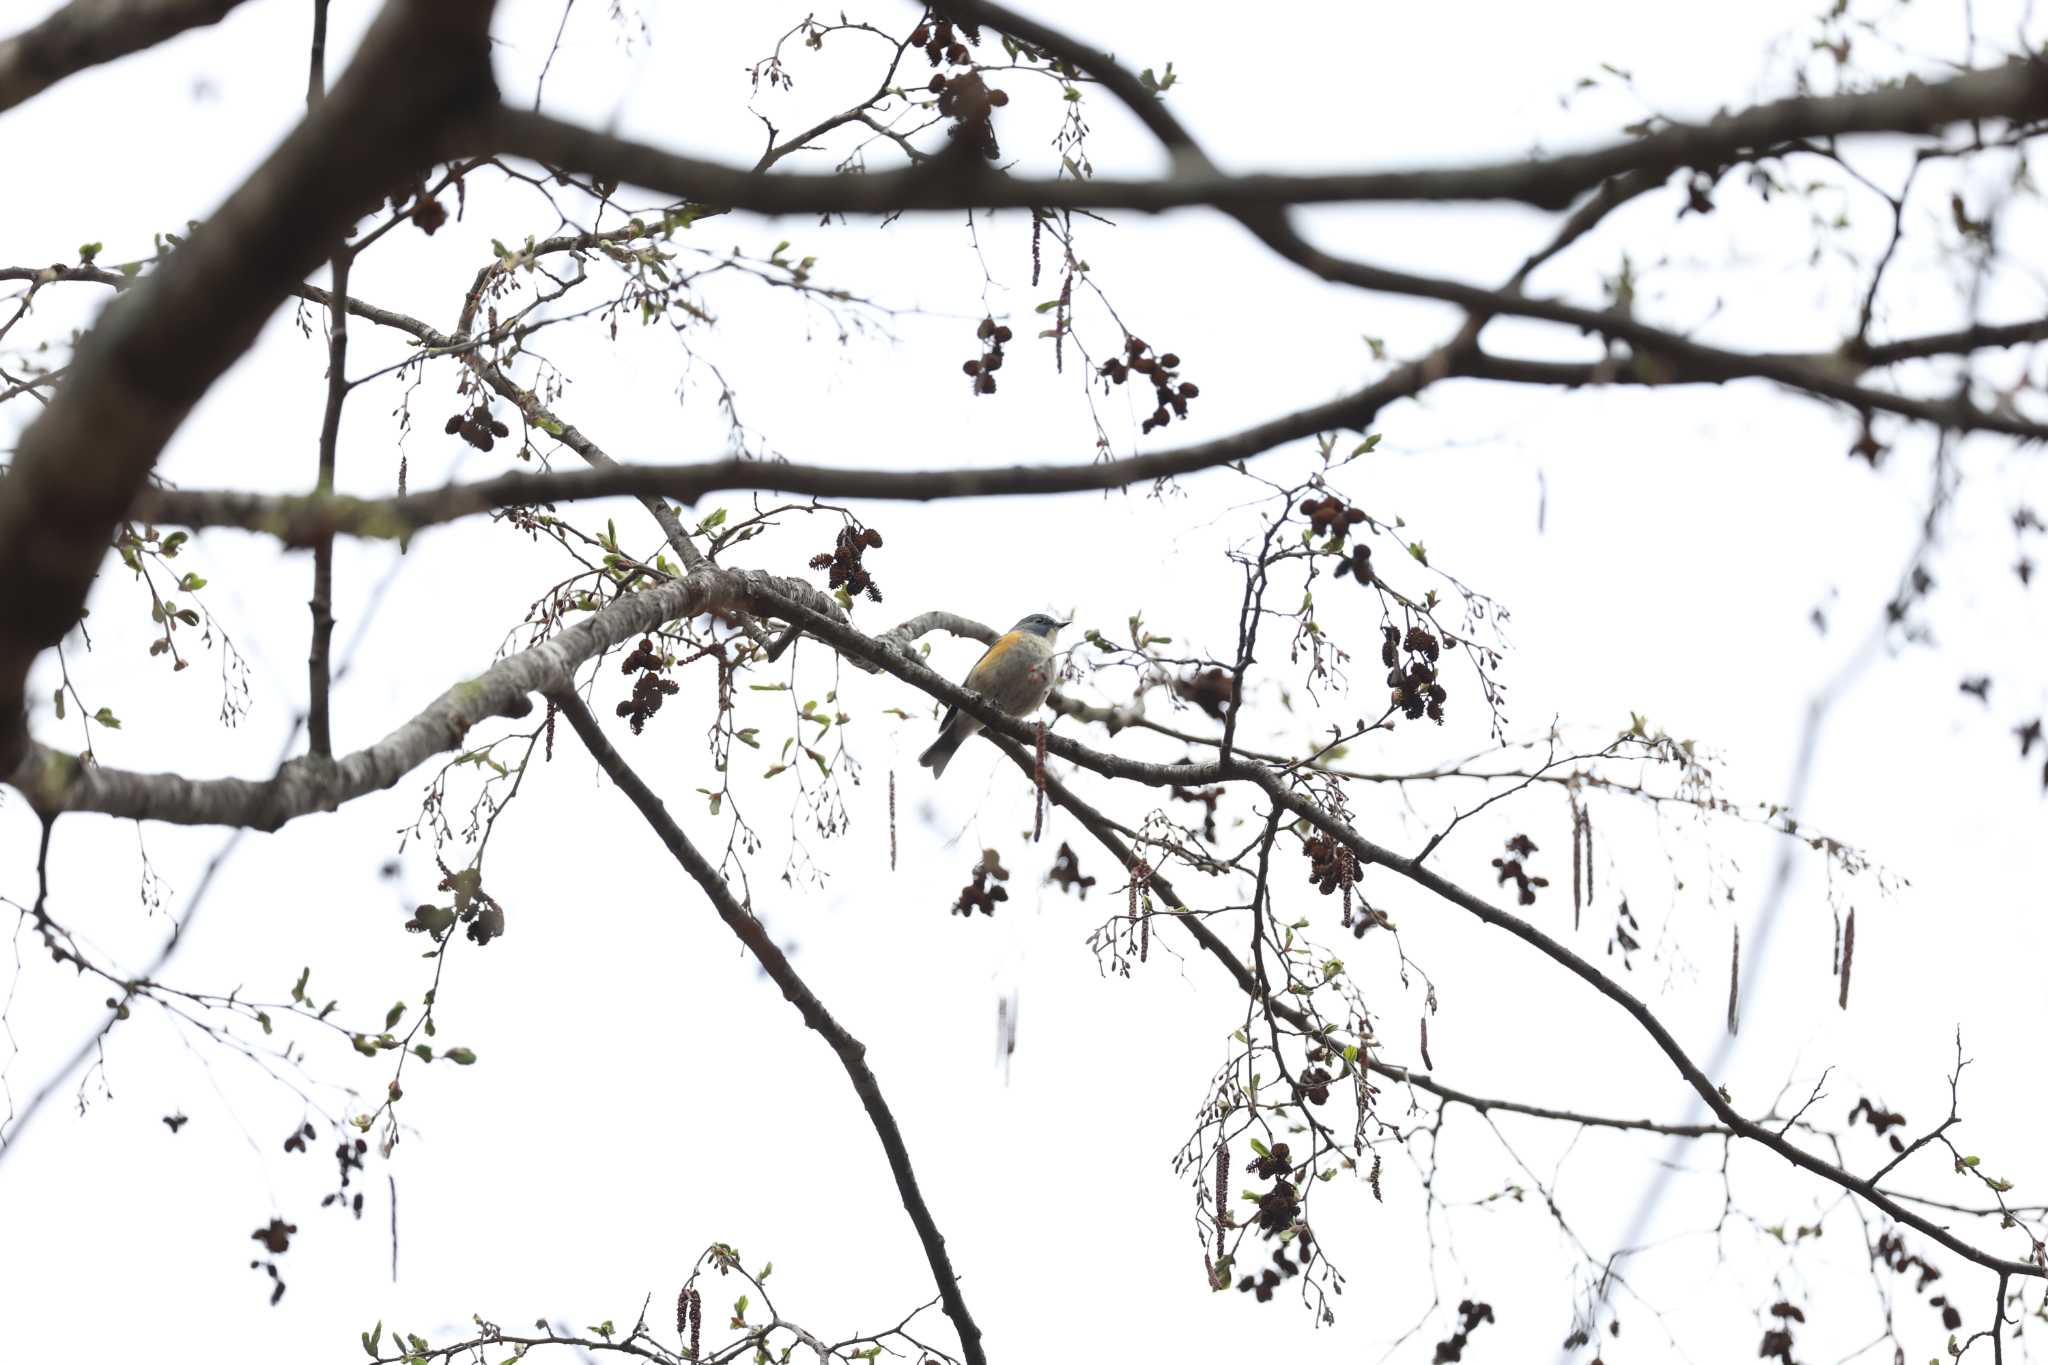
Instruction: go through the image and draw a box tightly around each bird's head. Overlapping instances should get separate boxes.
[1012,613,1070,640]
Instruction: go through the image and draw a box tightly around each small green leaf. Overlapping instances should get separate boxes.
[362,1322,383,1358]
[92,706,121,729]
[444,1047,477,1065]
[385,1002,406,1029]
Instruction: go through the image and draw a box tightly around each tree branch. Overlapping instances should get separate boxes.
[0,0,500,775]
[307,2,348,757]
[472,57,2048,216]
[551,691,987,1365]
[0,0,251,115]
[730,579,2048,1281]
[134,361,1431,540]
[2,567,839,826]
[989,731,1737,1144]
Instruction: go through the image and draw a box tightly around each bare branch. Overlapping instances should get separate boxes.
[3,567,838,826]
[552,691,988,1365]
[136,361,1430,540]
[0,0,251,115]
[306,0,345,759]
[474,58,2048,216]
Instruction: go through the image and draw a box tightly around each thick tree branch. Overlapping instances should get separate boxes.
[0,0,250,114]
[3,567,840,826]
[472,58,2048,216]
[0,0,499,775]
[550,691,987,1365]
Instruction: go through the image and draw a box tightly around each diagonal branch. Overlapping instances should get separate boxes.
[988,732,1737,1141]
[550,691,987,1365]
[0,0,252,114]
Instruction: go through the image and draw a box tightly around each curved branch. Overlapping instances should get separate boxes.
[551,691,987,1365]
[3,567,836,826]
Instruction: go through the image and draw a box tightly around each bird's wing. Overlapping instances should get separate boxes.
[964,630,1022,693]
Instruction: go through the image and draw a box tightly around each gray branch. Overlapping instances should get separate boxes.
[5,566,838,826]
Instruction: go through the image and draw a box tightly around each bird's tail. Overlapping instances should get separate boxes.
[918,712,973,778]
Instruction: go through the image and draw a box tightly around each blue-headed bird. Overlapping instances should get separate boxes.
[918,613,1069,778]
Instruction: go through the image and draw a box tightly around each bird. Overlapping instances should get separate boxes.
[918,612,1069,778]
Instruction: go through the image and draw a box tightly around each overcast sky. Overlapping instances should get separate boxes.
[3,2,2045,1362]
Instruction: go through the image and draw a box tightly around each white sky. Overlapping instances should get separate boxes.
[2,1,2045,1362]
